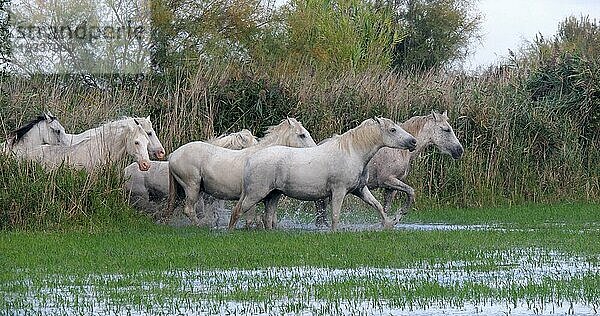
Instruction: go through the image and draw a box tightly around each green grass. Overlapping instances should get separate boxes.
[405,202,600,228]
[1,202,599,314]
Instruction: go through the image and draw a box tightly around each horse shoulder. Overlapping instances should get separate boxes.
[146,161,170,194]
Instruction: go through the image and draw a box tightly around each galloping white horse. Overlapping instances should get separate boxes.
[167,118,317,226]
[23,118,153,171]
[2,112,69,154]
[229,117,417,231]
[315,111,464,227]
[65,116,166,160]
[124,129,258,221]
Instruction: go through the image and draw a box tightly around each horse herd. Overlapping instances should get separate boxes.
[2,111,464,230]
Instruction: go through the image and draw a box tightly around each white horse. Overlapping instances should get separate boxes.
[65,116,166,160]
[22,118,153,171]
[124,129,258,221]
[229,117,417,231]
[315,111,464,227]
[2,112,70,154]
[167,118,317,226]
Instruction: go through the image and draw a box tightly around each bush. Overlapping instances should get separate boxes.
[0,154,144,231]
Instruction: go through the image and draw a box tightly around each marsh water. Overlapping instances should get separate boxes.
[6,249,599,315]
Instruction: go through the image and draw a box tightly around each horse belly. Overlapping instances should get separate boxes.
[202,173,242,200]
[279,177,329,201]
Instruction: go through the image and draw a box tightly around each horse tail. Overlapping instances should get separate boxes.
[166,168,183,219]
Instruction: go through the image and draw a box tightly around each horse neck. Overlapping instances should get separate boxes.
[255,131,287,148]
[86,122,130,161]
[12,125,42,148]
[337,123,383,164]
[401,117,430,161]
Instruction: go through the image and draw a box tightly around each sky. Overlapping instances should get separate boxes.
[465,0,600,70]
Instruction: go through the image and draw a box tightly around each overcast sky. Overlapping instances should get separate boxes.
[465,0,600,70]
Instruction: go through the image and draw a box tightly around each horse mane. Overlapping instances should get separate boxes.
[401,115,432,137]
[209,129,256,149]
[8,114,48,144]
[335,119,382,153]
[258,118,299,145]
[68,117,136,148]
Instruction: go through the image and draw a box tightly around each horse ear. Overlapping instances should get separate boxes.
[133,119,140,125]
[146,115,150,121]
[373,117,381,124]
[431,111,439,121]
[286,117,292,125]
[47,111,55,120]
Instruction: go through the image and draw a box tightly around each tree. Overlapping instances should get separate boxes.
[390,0,481,71]
[150,0,268,73]
[255,0,404,74]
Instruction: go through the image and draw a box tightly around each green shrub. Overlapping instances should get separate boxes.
[0,154,144,231]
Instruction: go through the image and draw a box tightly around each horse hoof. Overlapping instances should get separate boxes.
[382,221,394,230]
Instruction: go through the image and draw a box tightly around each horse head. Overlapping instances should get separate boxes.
[425,111,464,159]
[133,116,166,160]
[237,129,258,148]
[283,117,317,148]
[374,117,417,151]
[126,121,152,171]
[9,112,69,147]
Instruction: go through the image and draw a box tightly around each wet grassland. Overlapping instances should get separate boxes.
[1,202,599,315]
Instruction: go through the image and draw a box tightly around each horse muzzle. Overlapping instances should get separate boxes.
[405,138,417,152]
[154,149,166,160]
[451,146,464,159]
[138,160,151,171]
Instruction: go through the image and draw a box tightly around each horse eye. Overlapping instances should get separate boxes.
[147,132,152,136]
[134,141,140,145]
[390,128,396,133]
[299,134,306,139]
[442,128,451,133]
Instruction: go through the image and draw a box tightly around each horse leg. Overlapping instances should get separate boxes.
[383,189,397,214]
[263,192,282,229]
[351,186,393,229]
[382,178,415,223]
[330,190,346,231]
[314,199,329,228]
[244,206,260,229]
[229,192,266,230]
[195,194,210,227]
[182,185,202,226]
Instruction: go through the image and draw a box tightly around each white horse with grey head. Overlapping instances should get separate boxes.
[22,118,154,171]
[124,129,257,221]
[65,116,166,160]
[167,118,317,226]
[229,117,417,231]
[315,111,464,227]
[2,112,69,155]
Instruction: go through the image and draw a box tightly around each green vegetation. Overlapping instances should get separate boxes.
[1,2,598,314]
[1,203,599,314]
[391,0,482,70]
[0,0,597,229]
[0,154,146,231]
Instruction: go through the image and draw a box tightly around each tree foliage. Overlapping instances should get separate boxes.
[270,0,404,73]
[390,0,481,71]
[521,16,600,145]
[150,0,268,72]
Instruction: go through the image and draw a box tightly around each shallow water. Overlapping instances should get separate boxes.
[5,250,599,315]
[168,206,498,231]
